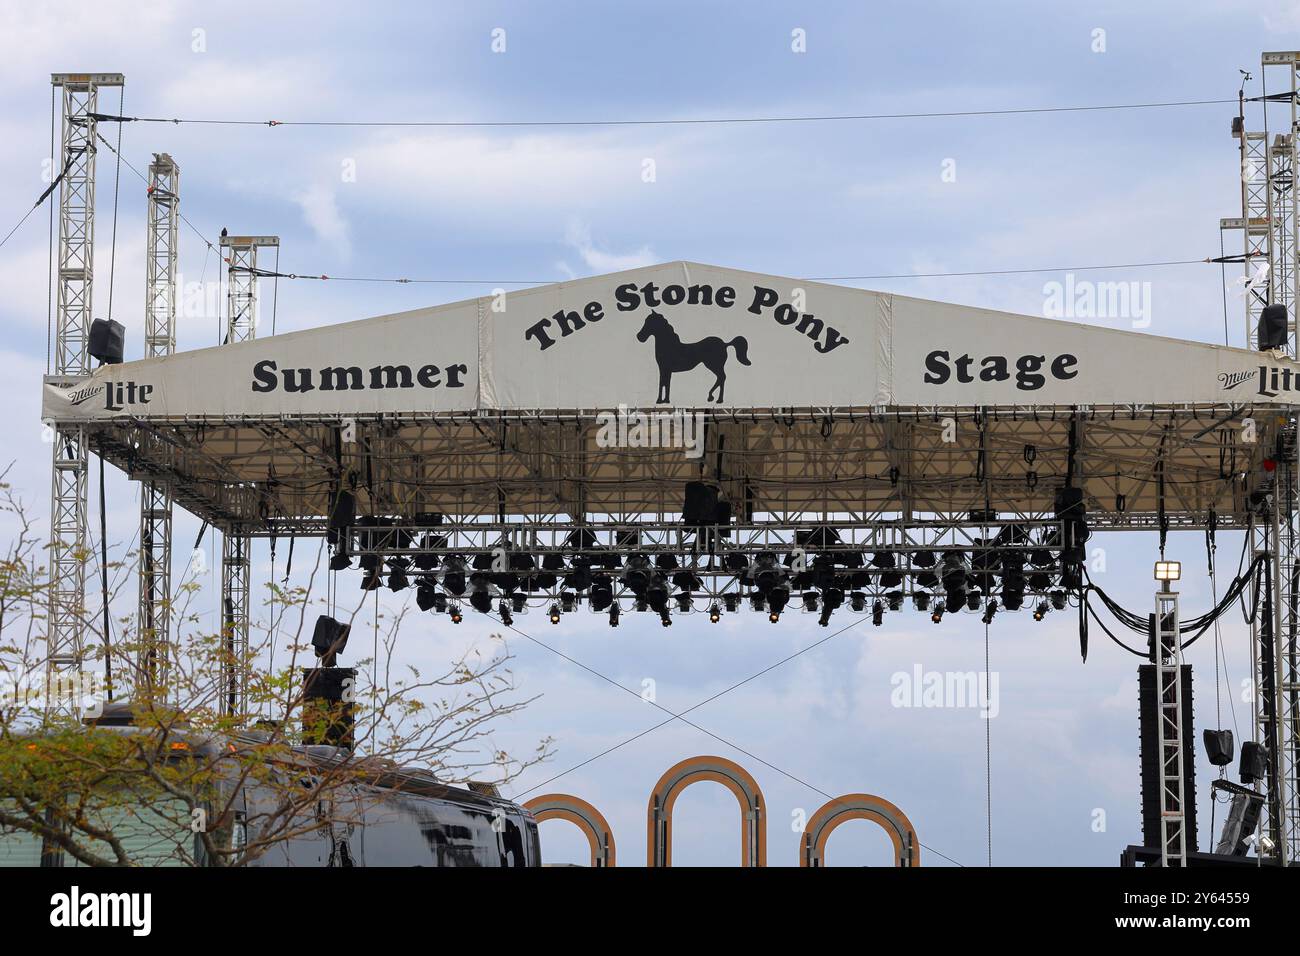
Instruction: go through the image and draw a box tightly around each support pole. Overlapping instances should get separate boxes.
[137,153,178,694]
[216,234,275,718]
[1155,584,1185,867]
[46,73,123,716]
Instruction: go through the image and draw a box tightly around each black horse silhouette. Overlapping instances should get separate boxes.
[635,311,751,404]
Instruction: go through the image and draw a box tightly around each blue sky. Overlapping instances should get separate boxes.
[2,0,1298,865]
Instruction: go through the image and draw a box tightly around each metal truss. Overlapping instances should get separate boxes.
[137,153,179,691]
[220,235,277,344]
[83,404,1275,541]
[215,233,274,714]
[220,533,249,716]
[1154,588,1186,866]
[47,73,121,710]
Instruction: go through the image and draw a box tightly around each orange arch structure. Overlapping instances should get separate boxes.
[647,755,766,867]
[523,793,616,867]
[800,793,920,867]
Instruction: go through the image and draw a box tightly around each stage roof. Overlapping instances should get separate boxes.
[40,262,1296,535]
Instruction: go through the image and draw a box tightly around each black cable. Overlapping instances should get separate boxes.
[99,453,113,700]
[226,256,1212,289]
[84,97,1235,129]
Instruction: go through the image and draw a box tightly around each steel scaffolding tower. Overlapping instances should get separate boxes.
[219,235,277,344]
[46,73,122,713]
[217,235,275,716]
[1154,587,1186,866]
[137,154,178,692]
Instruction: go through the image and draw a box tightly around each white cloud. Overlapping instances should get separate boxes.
[562,219,656,273]
[293,182,351,256]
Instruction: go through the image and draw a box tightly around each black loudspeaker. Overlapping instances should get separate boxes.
[327,489,355,546]
[311,614,351,666]
[301,667,356,749]
[1239,740,1269,785]
[1212,780,1265,856]
[1203,729,1235,767]
[682,481,721,526]
[88,318,125,365]
[1258,303,1288,351]
[1137,664,1198,853]
[1053,486,1090,556]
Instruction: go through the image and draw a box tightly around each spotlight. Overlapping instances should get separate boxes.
[752,552,785,592]
[589,575,614,612]
[659,605,672,627]
[448,604,463,624]
[499,601,513,627]
[387,559,410,592]
[749,592,766,612]
[360,567,382,591]
[966,591,981,612]
[981,599,998,625]
[818,588,844,627]
[722,593,741,613]
[931,604,944,624]
[871,600,884,627]
[432,592,447,614]
[441,556,467,596]
[1049,589,1067,611]
[415,579,438,611]
[608,602,620,627]
[767,585,790,623]
[886,591,903,611]
[622,554,653,593]
[1033,601,1049,622]
[511,593,527,614]
[709,603,721,623]
[911,550,937,568]
[560,591,577,613]
[549,603,561,624]
[329,550,352,572]
[470,589,493,614]
[850,591,867,612]
[646,574,669,611]
[801,591,819,613]
[676,593,692,613]
[913,593,930,612]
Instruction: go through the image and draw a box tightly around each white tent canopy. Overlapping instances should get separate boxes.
[41,262,1300,422]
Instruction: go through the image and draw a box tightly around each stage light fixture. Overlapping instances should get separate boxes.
[818,588,844,627]
[1033,601,1048,622]
[608,603,620,627]
[512,593,527,614]
[659,605,672,626]
[871,600,884,627]
[850,591,867,612]
[981,599,998,625]
[589,575,614,612]
[913,593,930,612]
[676,593,692,613]
[767,586,789,622]
[1153,560,1181,583]
[723,593,741,613]
[709,603,721,623]
[752,552,784,592]
[448,604,463,624]
[329,551,352,572]
[646,575,669,611]
[560,591,576,613]
[1049,589,1067,611]
[886,591,903,611]
[499,601,513,626]
[441,556,467,596]
[749,592,766,612]
[622,554,653,593]
[387,560,410,592]
[911,550,936,568]
[548,604,561,624]
[470,590,492,614]
[360,567,382,591]
[801,591,819,613]
[415,580,438,612]
[931,604,944,624]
